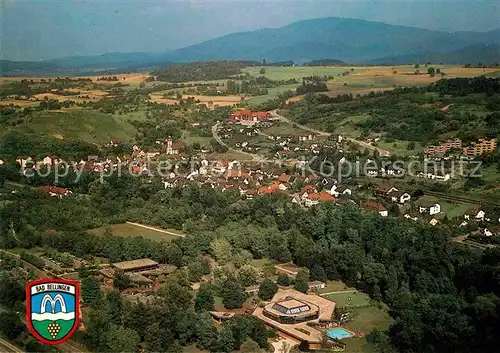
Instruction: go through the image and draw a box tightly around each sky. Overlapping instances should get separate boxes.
[2,0,499,61]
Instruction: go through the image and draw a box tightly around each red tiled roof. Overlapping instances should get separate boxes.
[278,173,290,183]
[226,170,250,178]
[259,182,280,194]
[231,109,252,116]
[363,201,387,212]
[300,185,316,194]
[39,185,69,195]
[308,192,335,202]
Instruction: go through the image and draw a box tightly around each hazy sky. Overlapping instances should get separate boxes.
[2,0,499,61]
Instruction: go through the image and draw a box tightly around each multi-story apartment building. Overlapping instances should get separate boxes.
[463,138,497,158]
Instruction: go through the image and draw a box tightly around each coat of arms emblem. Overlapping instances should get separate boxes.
[26,279,79,344]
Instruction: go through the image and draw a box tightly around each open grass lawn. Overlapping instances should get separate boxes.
[260,121,304,136]
[2,110,137,144]
[89,223,180,243]
[318,280,356,294]
[250,258,278,268]
[214,296,225,311]
[323,291,372,308]
[483,70,500,78]
[113,107,150,123]
[342,305,393,353]
[438,201,472,220]
[246,84,300,105]
[375,139,424,156]
[181,130,213,148]
[182,345,206,353]
[480,165,500,184]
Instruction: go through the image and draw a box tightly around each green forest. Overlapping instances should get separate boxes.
[285,77,500,144]
[1,168,499,352]
[153,61,258,82]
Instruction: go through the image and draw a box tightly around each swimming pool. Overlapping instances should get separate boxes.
[327,327,355,340]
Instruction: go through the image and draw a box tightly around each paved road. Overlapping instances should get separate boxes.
[126,222,185,238]
[270,110,391,157]
[211,122,262,161]
[0,338,22,353]
[0,249,49,278]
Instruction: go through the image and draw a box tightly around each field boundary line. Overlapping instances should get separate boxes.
[125,222,185,238]
[320,290,358,296]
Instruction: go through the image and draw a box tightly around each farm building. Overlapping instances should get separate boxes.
[230,109,270,123]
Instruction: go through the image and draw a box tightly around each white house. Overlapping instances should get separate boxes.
[483,228,493,237]
[308,281,326,291]
[364,201,388,217]
[16,156,33,168]
[390,191,411,204]
[329,184,352,197]
[417,172,451,181]
[418,202,441,216]
[404,213,419,221]
[475,210,486,221]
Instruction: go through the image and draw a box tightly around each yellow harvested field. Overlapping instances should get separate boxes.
[33,89,108,102]
[0,99,37,107]
[184,94,246,106]
[341,65,498,87]
[149,93,247,107]
[66,88,108,97]
[0,73,152,85]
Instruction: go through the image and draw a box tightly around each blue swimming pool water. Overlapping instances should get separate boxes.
[327,328,354,340]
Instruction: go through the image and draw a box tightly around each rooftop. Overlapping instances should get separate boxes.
[278,299,309,310]
[112,258,159,271]
[252,289,336,344]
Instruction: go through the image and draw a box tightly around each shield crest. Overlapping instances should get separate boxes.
[26,278,79,345]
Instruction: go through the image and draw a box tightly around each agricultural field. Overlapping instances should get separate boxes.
[282,65,499,103]
[242,66,352,81]
[0,110,137,144]
[89,223,182,243]
[245,84,301,105]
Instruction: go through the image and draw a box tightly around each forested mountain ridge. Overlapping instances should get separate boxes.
[161,17,500,63]
[2,18,499,76]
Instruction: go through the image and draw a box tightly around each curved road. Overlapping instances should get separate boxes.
[211,122,262,161]
[269,110,391,157]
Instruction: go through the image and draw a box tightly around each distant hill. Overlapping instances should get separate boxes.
[2,17,499,75]
[0,60,59,74]
[161,17,500,64]
[0,52,178,76]
[368,43,500,65]
[304,59,346,66]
